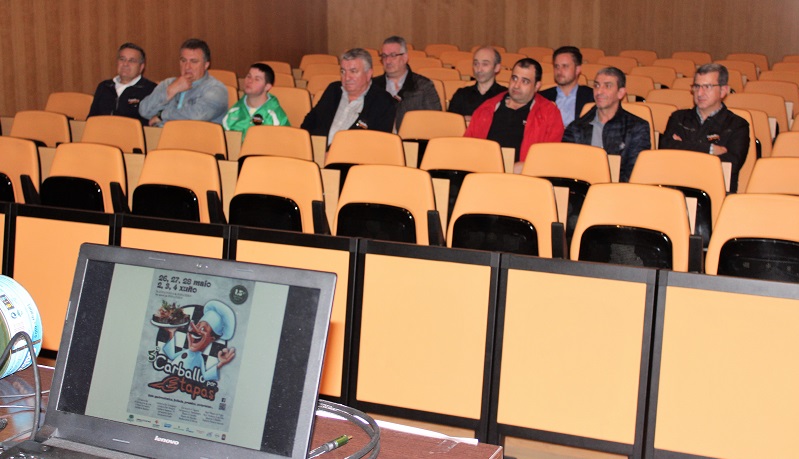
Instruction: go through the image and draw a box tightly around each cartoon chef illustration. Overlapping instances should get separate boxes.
[160,300,236,382]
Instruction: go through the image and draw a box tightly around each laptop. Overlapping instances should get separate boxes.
[1,243,336,459]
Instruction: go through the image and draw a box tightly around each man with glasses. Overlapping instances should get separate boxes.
[562,67,650,182]
[139,38,228,127]
[372,36,442,129]
[88,43,157,125]
[660,63,750,192]
[301,48,396,145]
[447,46,506,120]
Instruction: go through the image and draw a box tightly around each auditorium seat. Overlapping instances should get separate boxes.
[630,65,677,89]
[259,60,292,75]
[518,46,554,61]
[629,149,727,248]
[645,89,694,109]
[10,110,71,147]
[238,125,314,163]
[715,59,759,83]
[521,142,611,247]
[325,130,405,190]
[81,115,146,154]
[726,52,769,74]
[44,92,94,121]
[726,92,789,135]
[207,69,239,89]
[439,50,473,68]
[705,193,799,281]
[0,136,40,203]
[570,183,698,272]
[416,66,461,81]
[157,119,228,159]
[269,87,312,128]
[771,131,799,157]
[580,48,605,63]
[672,51,712,66]
[745,157,799,195]
[40,142,128,213]
[597,55,639,74]
[624,74,656,101]
[424,43,459,58]
[132,149,224,224]
[447,172,564,257]
[334,164,443,245]
[653,58,696,78]
[230,155,327,234]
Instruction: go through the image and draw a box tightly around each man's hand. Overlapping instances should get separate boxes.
[166,75,192,100]
[672,133,683,141]
[217,347,236,369]
[513,161,524,174]
[712,144,728,155]
[148,115,162,126]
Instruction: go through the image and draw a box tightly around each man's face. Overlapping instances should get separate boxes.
[187,320,216,352]
[179,47,209,82]
[340,58,373,98]
[243,67,271,98]
[473,48,500,85]
[117,47,145,84]
[593,73,625,111]
[508,64,540,106]
[553,52,579,87]
[380,42,408,78]
[693,71,728,113]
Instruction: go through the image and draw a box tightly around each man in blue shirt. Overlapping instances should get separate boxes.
[540,46,594,128]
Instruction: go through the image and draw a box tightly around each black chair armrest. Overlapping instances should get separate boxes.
[550,221,567,259]
[207,190,227,224]
[110,182,129,213]
[688,234,704,273]
[312,200,331,235]
[427,210,445,246]
[20,175,40,205]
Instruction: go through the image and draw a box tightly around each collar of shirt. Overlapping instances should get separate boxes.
[386,69,409,97]
[695,105,723,124]
[113,75,142,97]
[555,85,578,126]
[327,83,370,145]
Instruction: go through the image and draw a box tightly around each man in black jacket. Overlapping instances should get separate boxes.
[659,63,750,192]
[540,46,594,128]
[562,67,651,182]
[301,48,396,145]
[371,36,441,130]
[88,43,156,125]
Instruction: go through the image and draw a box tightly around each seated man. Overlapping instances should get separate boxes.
[372,36,442,129]
[301,48,396,145]
[660,63,750,192]
[540,46,595,128]
[139,38,228,127]
[447,46,506,120]
[223,63,289,139]
[562,67,651,182]
[88,43,157,125]
[465,58,564,172]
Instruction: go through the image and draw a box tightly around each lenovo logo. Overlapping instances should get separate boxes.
[154,435,180,446]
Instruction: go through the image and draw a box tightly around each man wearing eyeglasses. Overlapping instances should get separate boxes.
[301,48,396,145]
[372,36,442,130]
[660,63,750,192]
[88,43,157,125]
[562,67,650,182]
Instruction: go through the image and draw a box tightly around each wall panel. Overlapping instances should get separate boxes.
[0,0,327,115]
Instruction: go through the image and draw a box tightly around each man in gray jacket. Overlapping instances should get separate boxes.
[139,38,228,127]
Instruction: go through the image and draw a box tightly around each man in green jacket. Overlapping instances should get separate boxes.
[223,63,289,139]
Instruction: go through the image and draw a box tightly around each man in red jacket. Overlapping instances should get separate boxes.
[465,58,564,173]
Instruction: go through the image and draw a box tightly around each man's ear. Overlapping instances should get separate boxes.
[204,61,210,71]
[535,81,542,92]
[721,85,730,98]
[618,87,627,101]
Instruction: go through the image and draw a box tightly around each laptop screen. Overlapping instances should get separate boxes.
[45,244,335,459]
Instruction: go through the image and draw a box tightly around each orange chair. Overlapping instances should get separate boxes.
[726,53,769,74]
[82,115,146,154]
[620,50,658,67]
[45,92,94,121]
[10,110,71,147]
[672,51,713,66]
[745,157,799,195]
[715,60,759,84]
[208,69,239,89]
[597,56,639,74]
[580,48,606,63]
[0,136,40,203]
[630,66,678,89]
[645,89,694,109]
[157,119,228,159]
[238,125,314,162]
[653,58,696,78]
[424,43,459,58]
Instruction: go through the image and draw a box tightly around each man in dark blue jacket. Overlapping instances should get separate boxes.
[88,43,156,125]
[562,67,651,182]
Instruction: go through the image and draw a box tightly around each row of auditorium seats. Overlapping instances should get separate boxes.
[2,199,797,458]
[4,126,799,283]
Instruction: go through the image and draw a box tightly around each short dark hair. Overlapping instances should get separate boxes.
[514,58,543,83]
[250,63,275,85]
[553,46,583,66]
[596,66,626,88]
[341,48,373,71]
[475,46,502,66]
[382,35,408,53]
[118,42,146,63]
[696,63,729,86]
[181,38,211,62]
